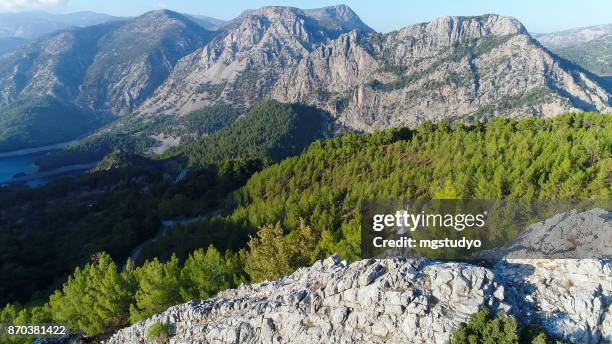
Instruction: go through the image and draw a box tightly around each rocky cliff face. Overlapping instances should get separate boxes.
[108,209,611,344]
[139,12,612,132]
[0,10,213,115]
[139,5,373,115]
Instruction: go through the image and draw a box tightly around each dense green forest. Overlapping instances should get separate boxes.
[0,97,109,152]
[0,112,609,342]
[143,113,611,261]
[0,156,261,307]
[0,100,326,307]
[163,100,328,165]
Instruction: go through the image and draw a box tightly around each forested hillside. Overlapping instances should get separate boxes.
[0,113,609,342]
[0,98,108,152]
[164,100,329,165]
[142,113,611,262]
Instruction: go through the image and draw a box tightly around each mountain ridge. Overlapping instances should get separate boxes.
[1,6,611,152]
[136,11,611,133]
[0,9,215,150]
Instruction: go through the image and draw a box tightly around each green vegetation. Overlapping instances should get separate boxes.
[0,246,244,340]
[226,113,610,261]
[0,155,259,306]
[552,35,612,76]
[147,323,171,344]
[0,112,608,341]
[0,97,108,152]
[451,308,563,344]
[165,100,326,166]
[244,221,321,282]
[134,112,610,267]
[49,253,136,336]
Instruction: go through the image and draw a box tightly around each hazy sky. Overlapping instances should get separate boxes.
[1,0,612,33]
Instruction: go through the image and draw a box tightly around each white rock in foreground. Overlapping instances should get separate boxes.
[108,255,611,344]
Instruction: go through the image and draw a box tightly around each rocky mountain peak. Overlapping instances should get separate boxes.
[127,9,205,32]
[303,4,374,33]
[139,10,611,125]
[399,14,527,46]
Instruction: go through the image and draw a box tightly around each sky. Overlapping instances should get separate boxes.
[1,0,612,33]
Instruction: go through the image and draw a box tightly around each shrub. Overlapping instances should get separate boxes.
[146,323,171,344]
[451,308,564,344]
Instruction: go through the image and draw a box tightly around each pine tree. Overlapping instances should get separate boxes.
[129,256,183,323]
[49,253,134,337]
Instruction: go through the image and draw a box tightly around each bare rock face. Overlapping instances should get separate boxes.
[496,259,611,344]
[108,257,501,344]
[108,209,611,344]
[477,208,612,259]
[140,5,373,115]
[139,12,612,132]
[107,256,611,344]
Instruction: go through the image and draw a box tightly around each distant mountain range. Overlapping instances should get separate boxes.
[534,24,612,76]
[0,10,227,56]
[0,6,610,152]
[0,11,120,39]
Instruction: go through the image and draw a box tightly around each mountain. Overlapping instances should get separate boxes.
[186,14,227,30]
[0,36,28,55]
[1,113,607,337]
[138,11,611,132]
[0,97,107,152]
[139,5,374,115]
[534,24,612,76]
[0,10,214,151]
[0,11,120,39]
[164,100,329,165]
[533,24,612,49]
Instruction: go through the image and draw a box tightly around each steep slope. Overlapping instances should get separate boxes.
[74,10,215,115]
[139,5,374,115]
[164,100,329,165]
[0,10,214,151]
[273,15,612,130]
[535,24,612,76]
[0,10,214,115]
[139,12,611,132]
[0,97,107,151]
[551,35,612,76]
[186,14,227,31]
[0,37,28,56]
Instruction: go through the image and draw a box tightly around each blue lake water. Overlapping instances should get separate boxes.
[0,151,45,185]
[0,145,94,187]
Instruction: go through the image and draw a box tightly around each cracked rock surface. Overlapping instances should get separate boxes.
[109,255,611,343]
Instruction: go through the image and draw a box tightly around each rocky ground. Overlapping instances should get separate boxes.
[108,214,611,343]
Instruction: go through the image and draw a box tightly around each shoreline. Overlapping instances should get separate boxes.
[0,140,77,158]
[4,162,98,184]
